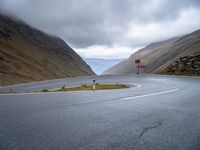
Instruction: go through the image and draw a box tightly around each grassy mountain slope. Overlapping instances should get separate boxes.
[0,15,95,86]
[103,37,180,74]
[103,29,200,76]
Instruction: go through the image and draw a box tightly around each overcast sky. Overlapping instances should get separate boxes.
[1,0,200,59]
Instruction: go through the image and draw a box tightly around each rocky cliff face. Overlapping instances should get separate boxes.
[161,52,200,76]
[0,15,95,86]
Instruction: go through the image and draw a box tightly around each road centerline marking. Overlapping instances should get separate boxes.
[122,88,179,100]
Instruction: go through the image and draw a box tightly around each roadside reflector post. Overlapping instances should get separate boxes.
[93,80,96,90]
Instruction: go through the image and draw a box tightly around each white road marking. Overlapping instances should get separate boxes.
[134,84,142,87]
[122,88,179,100]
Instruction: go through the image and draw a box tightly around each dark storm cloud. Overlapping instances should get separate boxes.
[0,0,200,50]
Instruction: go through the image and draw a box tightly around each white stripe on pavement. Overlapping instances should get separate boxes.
[122,88,179,100]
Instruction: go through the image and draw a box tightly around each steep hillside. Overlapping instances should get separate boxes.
[0,15,95,86]
[104,29,200,76]
[103,37,180,75]
[154,29,200,74]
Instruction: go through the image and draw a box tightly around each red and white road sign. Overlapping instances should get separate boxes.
[135,59,141,64]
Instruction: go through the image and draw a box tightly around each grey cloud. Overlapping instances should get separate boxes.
[0,0,200,49]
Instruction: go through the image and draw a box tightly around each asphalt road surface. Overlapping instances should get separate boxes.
[0,74,200,150]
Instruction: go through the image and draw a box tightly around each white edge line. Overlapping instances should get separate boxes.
[0,83,141,96]
[134,84,142,88]
[122,88,179,100]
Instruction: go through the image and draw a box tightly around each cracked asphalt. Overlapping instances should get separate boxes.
[0,74,200,150]
[137,122,162,139]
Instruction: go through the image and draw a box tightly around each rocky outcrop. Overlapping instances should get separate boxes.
[161,53,200,75]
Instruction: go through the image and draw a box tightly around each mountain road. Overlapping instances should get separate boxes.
[0,74,200,150]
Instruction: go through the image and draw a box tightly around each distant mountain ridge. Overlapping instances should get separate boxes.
[103,29,200,76]
[84,58,124,75]
[0,14,95,86]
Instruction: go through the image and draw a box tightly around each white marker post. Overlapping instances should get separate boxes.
[92,80,96,90]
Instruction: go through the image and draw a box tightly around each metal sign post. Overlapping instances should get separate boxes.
[135,59,141,74]
[137,65,139,74]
